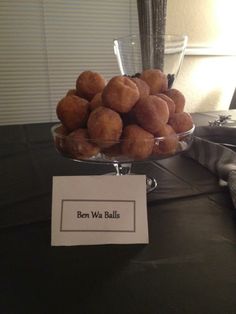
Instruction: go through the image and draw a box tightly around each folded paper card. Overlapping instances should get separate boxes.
[51,175,149,246]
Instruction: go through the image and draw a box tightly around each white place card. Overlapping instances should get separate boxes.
[51,175,149,246]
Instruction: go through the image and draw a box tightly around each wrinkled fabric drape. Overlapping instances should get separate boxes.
[137,0,167,71]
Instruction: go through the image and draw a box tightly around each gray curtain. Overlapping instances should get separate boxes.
[137,0,167,71]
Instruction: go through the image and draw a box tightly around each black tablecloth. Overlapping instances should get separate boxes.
[1,110,236,314]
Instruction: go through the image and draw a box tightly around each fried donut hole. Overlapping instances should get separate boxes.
[102,76,140,113]
[140,69,168,95]
[89,92,103,111]
[121,124,154,160]
[56,95,89,131]
[87,107,123,148]
[65,129,100,159]
[152,124,178,156]
[155,93,176,116]
[54,125,69,154]
[76,71,106,101]
[163,88,185,113]
[131,77,150,99]
[168,112,193,133]
[133,95,169,134]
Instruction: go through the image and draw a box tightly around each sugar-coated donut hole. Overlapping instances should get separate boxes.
[65,128,100,159]
[154,93,176,116]
[133,95,169,134]
[56,95,89,131]
[121,124,155,160]
[163,88,185,113]
[87,106,123,148]
[168,112,193,133]
[102,76,140,113]
[152,124,178,156]
[140,69,168,95]
[76,71,106,101]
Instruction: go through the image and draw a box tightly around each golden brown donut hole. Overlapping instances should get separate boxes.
[140,69,168,95]
[133,95,169,134]
[154,93,176,116]
[87,106,123,148]
[152,124,178,156]
[131,77,150,99]
[121,124,154,160]
[102,76,140,113]
[56,95,89,131]
[65,128,100,159]
[168,112,193,133]
[76,70,106,101]
[163,88,185,113]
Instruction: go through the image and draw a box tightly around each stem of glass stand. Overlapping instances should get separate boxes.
[113,162,132,175]
[112,162,157,192]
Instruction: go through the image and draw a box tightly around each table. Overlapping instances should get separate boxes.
[1,110,236,314]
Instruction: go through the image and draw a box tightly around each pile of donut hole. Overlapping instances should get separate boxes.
[55,70,194,160]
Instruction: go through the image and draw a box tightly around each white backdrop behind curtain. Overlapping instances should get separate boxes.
[0,0,138,125]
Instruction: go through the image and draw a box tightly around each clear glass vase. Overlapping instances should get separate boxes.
[114,34,188,88]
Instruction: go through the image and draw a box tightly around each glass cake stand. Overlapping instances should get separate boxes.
[51,124,195,193]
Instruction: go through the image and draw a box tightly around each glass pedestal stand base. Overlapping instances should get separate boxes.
[106,162,157,193]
